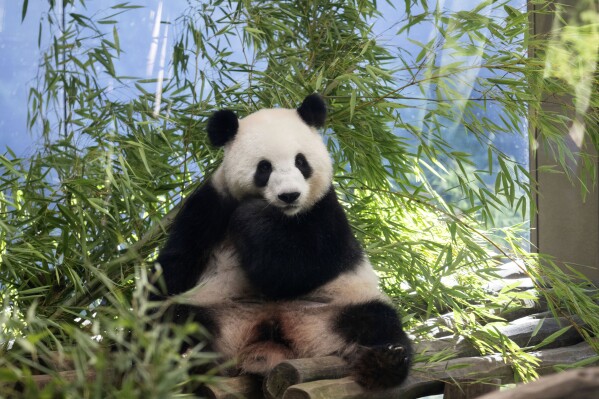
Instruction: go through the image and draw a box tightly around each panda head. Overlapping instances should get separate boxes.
[207,94,331,216]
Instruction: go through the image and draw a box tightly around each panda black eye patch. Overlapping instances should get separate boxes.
[254,159,272,187]
[295,153,313,179]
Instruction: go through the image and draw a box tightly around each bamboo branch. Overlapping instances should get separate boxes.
[49,194,187,320]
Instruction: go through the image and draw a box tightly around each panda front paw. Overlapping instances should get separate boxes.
[232,198,284,222]
[351,344,411,390]
[234,197,268,213]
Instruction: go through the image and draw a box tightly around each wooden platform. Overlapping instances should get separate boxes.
[202,339,599,398]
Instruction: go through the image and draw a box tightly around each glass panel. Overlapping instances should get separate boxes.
[0,0,529,235]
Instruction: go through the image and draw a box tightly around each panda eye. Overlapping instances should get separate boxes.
[295,154,307,168]
[295,153,313,179]
[257,160,272,173]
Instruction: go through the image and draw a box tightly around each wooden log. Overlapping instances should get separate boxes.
[485,277,534,294]
[443,378,501,399]
[422,312,459,338]
[201,375,263,399]
[281,357,509,399]
[500,314,584,349]
[281,376,433,399]
[280,340,599,399]
[424,297,549,339]
[477,367,599,399]
[497,297,548,323]
[494,261,528,279]
[264,356,349,399]
[413,338,599,393]
[417,313,585,359]
[536,339,599,372]
[416,334,484,358]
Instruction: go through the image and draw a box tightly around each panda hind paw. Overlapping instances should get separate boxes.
[351,344,411,391]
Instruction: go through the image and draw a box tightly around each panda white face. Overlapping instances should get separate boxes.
[222,108,332,216]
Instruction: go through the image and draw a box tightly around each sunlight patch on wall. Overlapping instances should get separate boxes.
[544,1,599,115]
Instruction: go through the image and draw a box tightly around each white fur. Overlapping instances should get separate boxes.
[220,108,333,215]
[309,258,385,304]
[184,241,255,305]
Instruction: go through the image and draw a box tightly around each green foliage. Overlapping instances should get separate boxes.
[3,0,599,396]
[1,267,217,397]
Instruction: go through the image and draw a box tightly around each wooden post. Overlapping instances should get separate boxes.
[530,0,599,283]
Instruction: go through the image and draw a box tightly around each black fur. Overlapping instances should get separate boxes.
[278,192,300,204]
[297,94,327,128]
[351,344,411,390]
[334,300,412,390]
[229,187,363,299]
[253,160,273,188]
[295,153,313,179]
[167,304,220,336]
[156,303,220,355]
[207,109,239,147]
[335,301,406,346]
[155,180,237,297]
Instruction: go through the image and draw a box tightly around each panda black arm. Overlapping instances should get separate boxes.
[154,179,237,297]
[229,187,363,299]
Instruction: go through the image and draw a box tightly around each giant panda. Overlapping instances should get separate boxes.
[154,94,412,390]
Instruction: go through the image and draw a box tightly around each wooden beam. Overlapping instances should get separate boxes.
[417,313,585,359]
[478,367,599,399]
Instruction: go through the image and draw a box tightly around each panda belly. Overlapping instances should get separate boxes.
[211,300,345,374]
[192,257,385,375]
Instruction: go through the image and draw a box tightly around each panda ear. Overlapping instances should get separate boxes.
[207,110,239,147]
[297,94,327,128]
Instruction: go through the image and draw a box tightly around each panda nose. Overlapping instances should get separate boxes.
[278,192,300,204]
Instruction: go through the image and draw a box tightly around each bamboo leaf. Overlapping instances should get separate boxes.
[21,0,28,22]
